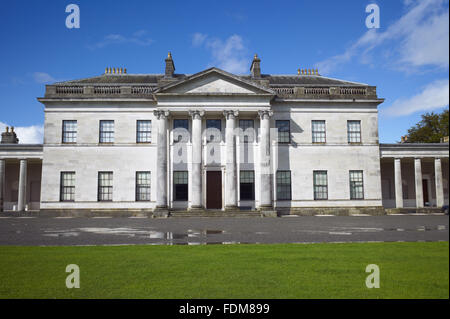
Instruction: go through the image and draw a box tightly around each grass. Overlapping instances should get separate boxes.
[0,242,448,299]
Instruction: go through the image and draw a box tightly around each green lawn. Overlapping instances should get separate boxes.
[0,242,448,299]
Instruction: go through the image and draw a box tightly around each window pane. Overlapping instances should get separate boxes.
[313,171,328,200]
[239,120,254,143]
[62,120,77,143]
[173,171,188,201]
[276,121,290,143]
[240,171,255,200]
[206,119,221,142]
[137,120,152,143]
[173,119,189,143]
[100,120,114,143]
[98,172,113,201]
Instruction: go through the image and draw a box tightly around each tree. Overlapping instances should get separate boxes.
[405,109,449,143]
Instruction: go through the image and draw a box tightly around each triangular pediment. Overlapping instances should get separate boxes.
[155,68,274,95]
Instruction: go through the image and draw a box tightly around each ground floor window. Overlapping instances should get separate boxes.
[98,172,113,201]
[136,171,151,201]
[240,170,255,200]
[173,171,188,201]
[313,171,328,200]
[60,172,75,201]
[277,171,291,200]
[350,170,364,199]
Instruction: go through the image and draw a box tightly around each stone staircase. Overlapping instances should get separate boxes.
[169,210,263,218]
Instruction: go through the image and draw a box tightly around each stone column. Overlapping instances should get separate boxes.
[189,110,204,209]
[17,159,27,212]
[224,110,238,210]
[0,159,5,212]
[414,158,424,208]
[435,158,444,208]
[394,158,403,208]
[154,110,169,210]
[258,110,273,209]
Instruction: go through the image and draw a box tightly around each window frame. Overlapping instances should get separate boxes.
[60,171,75,202]
[313,170,328,200]
[206,119,222,143]
[98,171,113,202]
[135,171,151,201]
[136,120,152,144]
[173,119,189,143]
[173,171,188,201]
[62,120,77,144]
[349,170,364,200]
[347,120,362,144]
[276,170,292,200]
[99,120,115,144]
[276,120,291,144]
[239,119,255,143]
[239,170,255,201]
[312,120,326,144]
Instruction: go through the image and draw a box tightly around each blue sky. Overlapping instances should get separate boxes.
[0,0,448,143]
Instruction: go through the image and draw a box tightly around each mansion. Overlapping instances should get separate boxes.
[0,54,448,216]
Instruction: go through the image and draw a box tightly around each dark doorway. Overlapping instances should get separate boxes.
[422,179,429,206]
[207,171,222,209]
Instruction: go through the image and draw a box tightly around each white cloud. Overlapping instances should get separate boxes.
[0,122,44,144]
[381,79,449,117]
[193,34,249,74]
[316,0,449,74]
[89,31,154,49]
[33,72,56,84]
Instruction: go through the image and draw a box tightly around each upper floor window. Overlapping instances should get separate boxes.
[62,120,77,143]
[60,172,75,201]
[239,119,255,143]
[313,171,328,200]
[136,120,152,143]
[206,119,221,143]
[350,170,364,200]
[276,120,290,143]
[99,120,114,143]
[312,120,326,143]
[347,120,361,143]
[173,119,189,143]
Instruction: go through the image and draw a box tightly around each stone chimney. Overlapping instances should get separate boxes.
[165,52,175,78]
[1,126,19,144]
[250,54,261,78]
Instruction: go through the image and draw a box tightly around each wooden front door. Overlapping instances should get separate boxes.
[206,171,222,209]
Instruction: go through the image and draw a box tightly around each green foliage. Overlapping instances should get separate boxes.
[406,109,449,143]
[0,242,448,299]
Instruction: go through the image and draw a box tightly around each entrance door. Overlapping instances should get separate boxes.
[207,171,222,209]
[422,179,429,206]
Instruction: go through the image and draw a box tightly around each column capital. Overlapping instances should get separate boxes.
[188,110,205,120]
[258,110,273,120]
[223,110,239,120]
[153,110,170,119]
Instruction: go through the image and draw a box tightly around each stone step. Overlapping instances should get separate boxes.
[169,210,262,218]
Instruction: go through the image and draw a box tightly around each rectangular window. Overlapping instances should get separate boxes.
[313,171,328,200]
[173,171,188,201]
[240,170,255,200]
[60,172,75,201]
[347,120,361,143]
[276,120,290,143]
[136,120,152,143]
[239,119,255,143]
[98,172,113,201]
[136,171,151,201]
[350,170,364,200]
[277,171,292,200]
[312,120,326,143]
[62,120,77,143]
[206,119,222,142]
[99,120,114,143]
[173,119,189,143]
